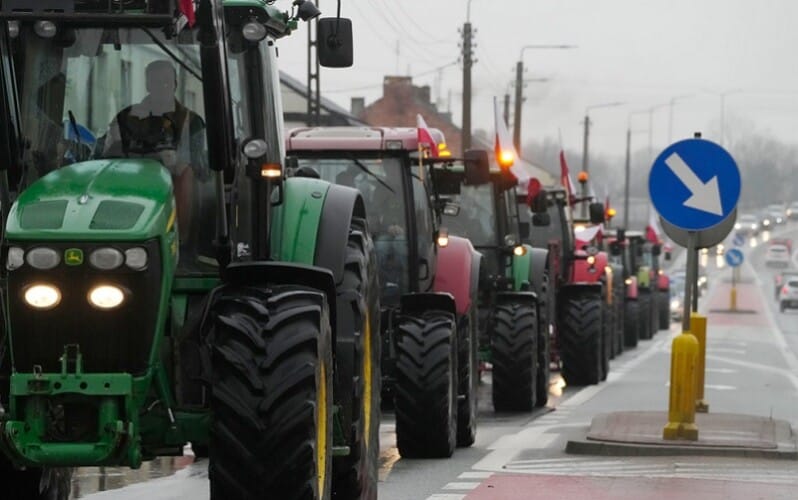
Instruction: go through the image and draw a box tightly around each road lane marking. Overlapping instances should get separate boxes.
[457,471,492,479]
[705,367,737,373]
[426,495,465,500]
[442,482,480,490]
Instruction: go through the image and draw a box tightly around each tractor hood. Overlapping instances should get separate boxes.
[6,159,174,241]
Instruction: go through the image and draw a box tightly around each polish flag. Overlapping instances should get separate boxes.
[646,205,662,243]
[179,0,196,28]
[416,114,439,157]
[559,150,576,204]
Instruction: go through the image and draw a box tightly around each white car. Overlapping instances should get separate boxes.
[765,244,791,268]
[780,279,798,312]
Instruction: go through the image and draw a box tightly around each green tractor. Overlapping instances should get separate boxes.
[435,162,551,411]
[0,1,380,499]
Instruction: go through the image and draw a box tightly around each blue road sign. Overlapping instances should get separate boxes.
[725,248,744,267]
[732,233,745,247]
[649,138,741,231]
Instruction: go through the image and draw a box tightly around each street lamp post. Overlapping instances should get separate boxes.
[667,94,693,144]
[513,44,576,154]
[580,101,624,217]
[624,110,650,229]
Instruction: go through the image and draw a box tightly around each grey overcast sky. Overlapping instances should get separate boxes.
[276,0,798,163]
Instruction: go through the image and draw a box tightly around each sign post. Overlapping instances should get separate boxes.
[725,248,744,311]
[650,132,741,440]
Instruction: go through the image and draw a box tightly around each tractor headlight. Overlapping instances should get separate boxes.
[33,20,57,39]
[89,247,124,270]
[26,247,60,270]
[242,21,268,42]
[125,247,148,270]
[88,285,125,310]
[587,255,596,265]
[6,246,24,270]
[513,245,526,256]
[24,283,61,310]
[670,298,680,310]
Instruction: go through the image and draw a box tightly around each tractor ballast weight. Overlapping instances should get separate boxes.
[0,2,384,499]
[285,126,483,456]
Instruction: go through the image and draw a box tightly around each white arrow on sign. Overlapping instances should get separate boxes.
[664,152,723,216]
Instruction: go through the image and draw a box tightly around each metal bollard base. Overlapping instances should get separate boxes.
[695,400,709,413]
[663,421,699,441]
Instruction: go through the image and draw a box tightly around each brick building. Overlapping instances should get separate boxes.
[355,75,555,185]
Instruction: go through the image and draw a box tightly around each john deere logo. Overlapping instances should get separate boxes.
[64,248,83,266]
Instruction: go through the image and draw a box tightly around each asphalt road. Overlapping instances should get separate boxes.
[71,224,798,499]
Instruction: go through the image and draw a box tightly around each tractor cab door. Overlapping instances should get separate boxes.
[409,165,437,293]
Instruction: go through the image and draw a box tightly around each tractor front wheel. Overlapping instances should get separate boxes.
[624,300,640,348]
[658,290,670,329]
[491,302,538,412]
[208,285,333,499]
[638,290,653,340]
[394,311,458,458]
[559,292,603,386]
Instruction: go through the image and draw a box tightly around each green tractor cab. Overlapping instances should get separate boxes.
[0,1,380,499]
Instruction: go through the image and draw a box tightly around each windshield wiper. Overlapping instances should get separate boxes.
[352,158,395,194]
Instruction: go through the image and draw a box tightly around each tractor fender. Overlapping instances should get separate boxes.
[626,276,639,299]
[571,251,608,284]
[434,235,479,316]
[657,273,670,291]
[400,292,457,318]
[220,261,338,338]
[524,246,549,295]
[315,183,367,285]
[558,282,604,304]
[495,291,537,308]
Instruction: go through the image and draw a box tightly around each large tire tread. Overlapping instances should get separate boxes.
[559,295,603,386]
[208,285,333,500]
[394,312,457,458]
[491,303,537,412]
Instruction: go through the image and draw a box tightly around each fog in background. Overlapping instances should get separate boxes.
[277,0,798,222]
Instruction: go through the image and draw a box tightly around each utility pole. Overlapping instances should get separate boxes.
[461,20,474,151]
[306,1,320,126]
[503,93,510,127]
[512,60,523,153]
[623,127,631,229]
[581,115,591,173]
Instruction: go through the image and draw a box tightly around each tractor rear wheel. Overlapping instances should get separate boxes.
[394,311,457,458]
[559,293,603,386]
[638,290,653,340]
[208,285,333,500]
[456,304,479,447]
[535,308,550,408]
[333,216,380,500]
[491,302,538,412]
[614,288,625,356]
[624,300,639,348]
[0,459,70,500]
[658,290,670,330]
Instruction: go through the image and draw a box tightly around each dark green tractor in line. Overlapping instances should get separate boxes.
[436,164,551,411]
[0,1,380,499]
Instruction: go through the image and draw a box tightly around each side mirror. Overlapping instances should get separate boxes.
[528,189,549,214]
[463,149,490,185]
[532,213,551,227]
[589,202,605,224]
[317,18,353,68]
[609,241,622,256]
[652,244,662,256]
[617,228,626,242]
[665,251,672,261]
[518,222,530,239]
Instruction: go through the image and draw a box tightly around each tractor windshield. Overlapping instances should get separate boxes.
[442,183,497,247]
[296,156,410,295]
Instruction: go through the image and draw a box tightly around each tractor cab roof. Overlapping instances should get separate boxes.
[287,126,445,153]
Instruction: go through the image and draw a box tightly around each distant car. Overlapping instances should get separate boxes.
[669,268,707,296]
[765,244,791,268]
[770,210,786,225]
[770,238,793,254]
[787,202,798,221]
[735,213,759,237]
[774,270,798,300]
[759,211,774,231]
[670,280,685,320]
[779,279,798,312]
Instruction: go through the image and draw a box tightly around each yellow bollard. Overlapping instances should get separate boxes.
[692,313,709,413]
[663,331,699,440]
[730,286,737,311]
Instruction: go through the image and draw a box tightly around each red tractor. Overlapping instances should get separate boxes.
[526,187,611,386]
[286,127,485,456]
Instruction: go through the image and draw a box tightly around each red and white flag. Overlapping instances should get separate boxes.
[559,150,576,204]
[646,205,662,243]
[416,114,439,157]
[177,0,196,28]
